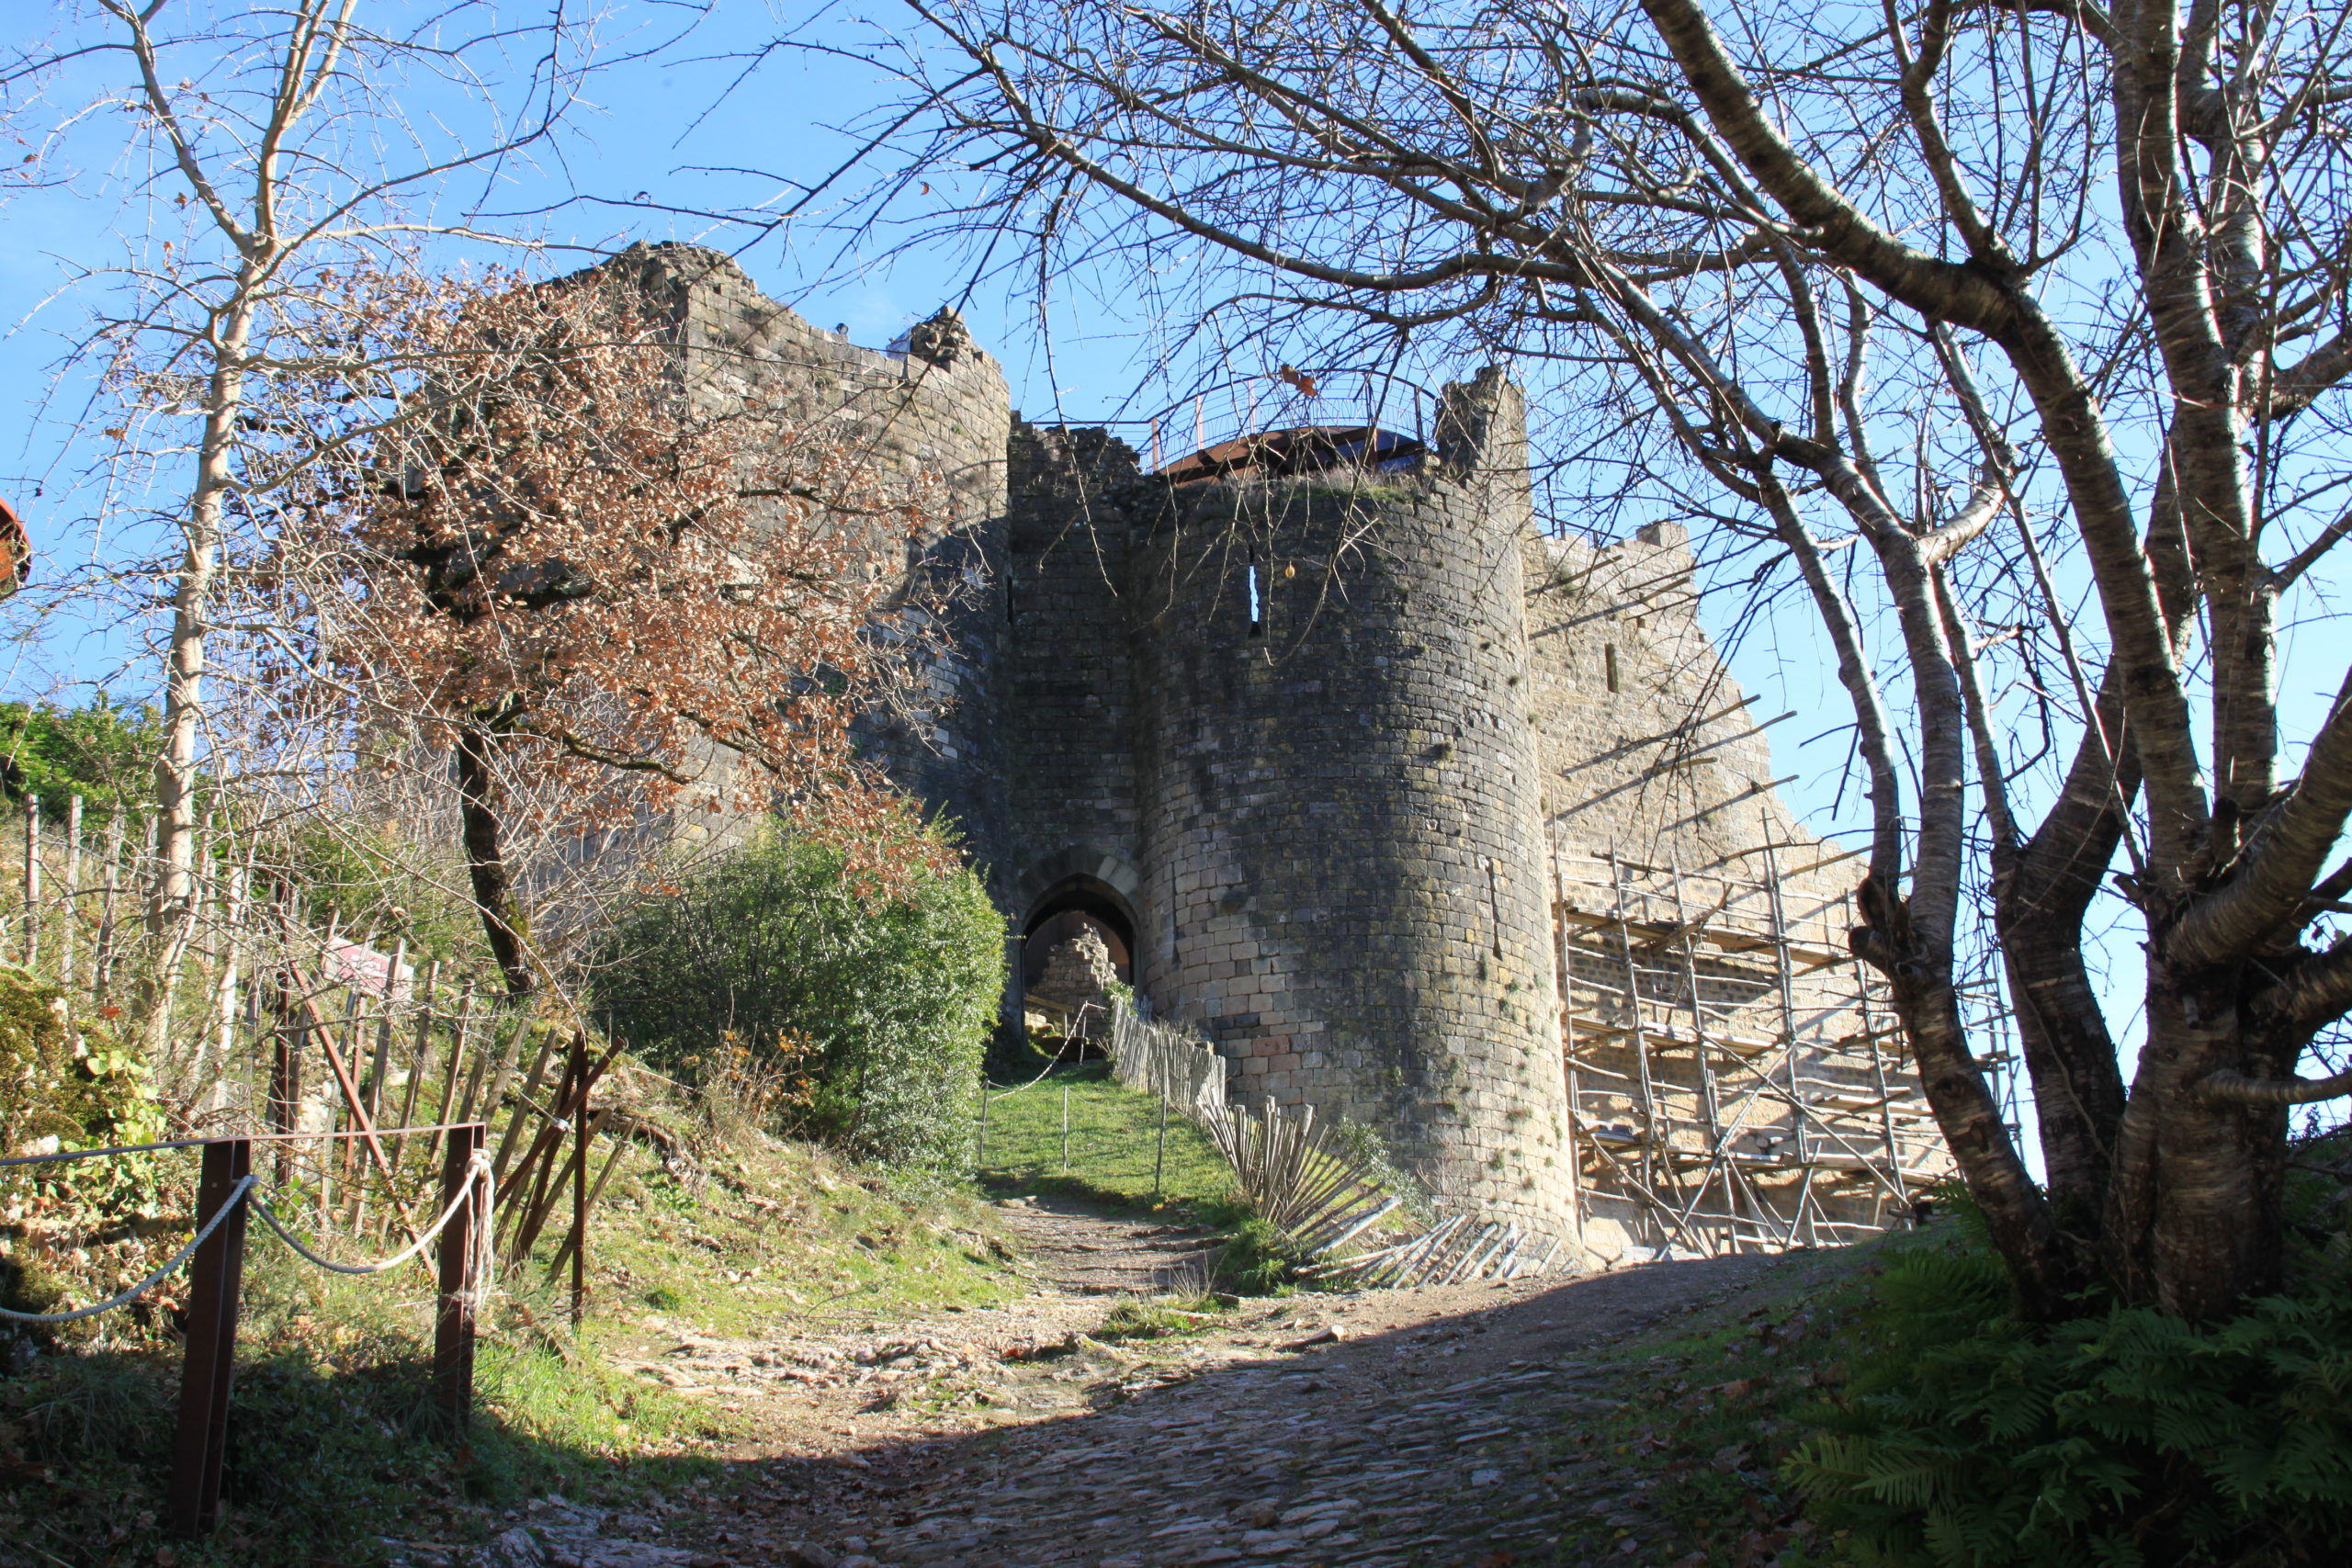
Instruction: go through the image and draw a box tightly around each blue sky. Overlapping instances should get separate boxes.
[0,0,1854,783]
[7,0,2346,1142]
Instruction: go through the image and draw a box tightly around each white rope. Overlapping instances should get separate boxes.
[0,1124,491,1170]
[0,1174,259,1324]
[248,1154,494,1276]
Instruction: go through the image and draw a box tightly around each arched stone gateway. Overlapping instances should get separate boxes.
[1014,851,1142,991]
[1025,884,1133,982]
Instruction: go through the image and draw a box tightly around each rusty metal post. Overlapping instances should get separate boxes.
[167,1138,252,1539]
[434,1122,486,1433]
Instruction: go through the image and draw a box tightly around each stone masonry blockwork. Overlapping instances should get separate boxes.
[581,246,1939,1249]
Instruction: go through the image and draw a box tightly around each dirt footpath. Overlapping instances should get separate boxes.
[440,1202,1775,1568]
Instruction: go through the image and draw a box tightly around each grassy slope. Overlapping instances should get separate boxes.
[977,1061,1235,1213]
[0,1135,1021,1568]
[594,1136,1020,1334]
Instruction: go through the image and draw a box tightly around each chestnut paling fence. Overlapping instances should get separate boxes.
[2,795,650,1537]
[2,794,630,1314]
[1097,1000,1576,1284]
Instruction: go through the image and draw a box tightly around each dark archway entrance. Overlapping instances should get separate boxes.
[1021,874,1136,992]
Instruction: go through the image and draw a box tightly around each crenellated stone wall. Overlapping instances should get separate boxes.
[599,243,1015,861]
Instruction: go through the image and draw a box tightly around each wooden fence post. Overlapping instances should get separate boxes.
[434,1122,486,1433]
[269,978,300,1187]
[166,1137,252,1539]
[570,1032,588,1327]
[23,794,39,970]
[60,795,80,988]
[1155,1091,1169,1201]
[93,806,123,1002]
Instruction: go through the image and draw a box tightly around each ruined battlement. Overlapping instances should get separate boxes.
[583,248,1948,1252]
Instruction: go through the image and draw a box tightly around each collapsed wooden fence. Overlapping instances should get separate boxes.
[1105,1007,1578,1287]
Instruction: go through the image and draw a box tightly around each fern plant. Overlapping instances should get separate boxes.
[1787,1190,2352,1567]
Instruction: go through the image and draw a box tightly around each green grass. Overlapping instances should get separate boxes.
[586,1136,1020,1334]
[1458,1241,1883,1567]
[2,1133,1028,1568]
[977,1062,1235,1212]
[0,1256,738,1568]
[1091,1292,1234,1343]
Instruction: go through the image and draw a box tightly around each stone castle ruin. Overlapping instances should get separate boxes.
[605,243,1956,1258]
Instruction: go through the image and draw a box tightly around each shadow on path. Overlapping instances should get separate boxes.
[525,1242,1781,1568]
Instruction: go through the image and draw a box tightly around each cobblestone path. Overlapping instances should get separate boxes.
[990,1194,1227,1295]
[435,1205,1773,1568]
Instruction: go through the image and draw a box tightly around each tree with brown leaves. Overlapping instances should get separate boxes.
[276,265,945,997]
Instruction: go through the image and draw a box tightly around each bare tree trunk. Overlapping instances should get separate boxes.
[141,273,263,1059]
[454,721,533,998]
[2104,980,2295,1317]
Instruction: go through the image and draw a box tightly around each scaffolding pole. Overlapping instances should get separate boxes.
[1553,839,1948,1258]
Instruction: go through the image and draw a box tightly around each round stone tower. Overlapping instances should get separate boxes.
[1128,370,1574,1229]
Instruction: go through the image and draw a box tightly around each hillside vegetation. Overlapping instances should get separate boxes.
[0,1134,1020,1568]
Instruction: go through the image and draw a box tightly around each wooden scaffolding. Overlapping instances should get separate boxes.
[1551,841,1975,1257]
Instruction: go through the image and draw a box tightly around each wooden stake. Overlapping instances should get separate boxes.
[365,937,406,1122]
[433,1122,486,1433]
[335,986,366,1185]
[277,960,424,1253]
[165,1137,251,1539]
[571,1032,588,1326]
[23,794,39,970]
[269,970,301,1186]
[94,807,122,1001]
[1668,853,1731,1255]
[393,960,441,1163]
[426,980,477,1170]
[542,1111,622,1286]
[209,870,247,1103]
[1611,853,1664,1224]
[60,795,80,988]
[1761,842,1814,1244]
[1155,1090,1168,1201]
[492,1022,557,1179]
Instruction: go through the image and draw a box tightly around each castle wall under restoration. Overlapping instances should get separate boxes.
[592,246,1948,1255]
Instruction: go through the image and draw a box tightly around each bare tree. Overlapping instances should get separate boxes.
[1,0,611,1049]
[826,0,2352,1320]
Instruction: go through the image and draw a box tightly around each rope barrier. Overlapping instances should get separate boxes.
[0,1150,497,1325]
[0,1123,500,1171]
[989,1038,1089,1101]
[245,1154,494,1278]
[0,1175,259,1324]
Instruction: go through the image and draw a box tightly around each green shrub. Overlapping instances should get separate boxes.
[596,818,1003,1171]
[1786,1197,2352,1567]
[1208,1208,1296,1295]
[0,967,169,1228]
[0,696,159,811]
